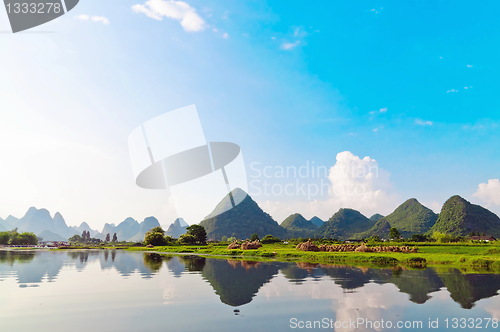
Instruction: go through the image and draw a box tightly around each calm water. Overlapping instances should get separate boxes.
[0,250,499,332]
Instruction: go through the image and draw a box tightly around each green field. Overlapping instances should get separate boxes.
[124,241,500,271]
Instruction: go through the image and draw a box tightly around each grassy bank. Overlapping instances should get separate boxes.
[125,242,500,271]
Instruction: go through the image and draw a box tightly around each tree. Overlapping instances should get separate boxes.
[250,233,259,241]
[411,234,429,242]
[179,233,197,245]
[261,235,281,244]
[148,226,165,235]
[112,233,117,242]
[389,227,401,240]
[0,232,10,245]
[144,227,167,246]
[17,233,38,245]
[105,233,110,242]
[186,225,207,245]
[144,232,167,246]
[69,235,82,243]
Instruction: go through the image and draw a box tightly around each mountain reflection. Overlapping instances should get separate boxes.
[0,250,499,310]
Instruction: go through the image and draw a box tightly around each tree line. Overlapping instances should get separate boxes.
[68,231,118,244]
[0,229,38,245]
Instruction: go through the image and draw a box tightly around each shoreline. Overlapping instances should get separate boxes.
[3,242,500,272]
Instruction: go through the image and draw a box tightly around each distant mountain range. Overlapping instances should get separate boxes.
[0,208,161,242]
[166,218,189,238]
[198,189,500,241]
[2,189,500,241]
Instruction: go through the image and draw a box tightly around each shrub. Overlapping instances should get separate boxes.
[179,234,197,245]
[144,232,167,246]
[261,235,281,244]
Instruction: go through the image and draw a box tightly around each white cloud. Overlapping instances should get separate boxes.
[446,89,459,93]
[132,0,206,32]
[280,26,309,51]
[466,64,474,68]
[369,7,384,14]
[257,151,398,221]
[369,107,388,116]
[76,15,110,25]
[474,179,500,206]
[281,40,300,50]
[414,119,433,126]
[328,151,396,212]
[222,32,229,39]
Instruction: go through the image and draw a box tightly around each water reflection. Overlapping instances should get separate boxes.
[0,250,499,311]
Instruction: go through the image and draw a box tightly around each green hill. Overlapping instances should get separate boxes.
[316,208,376,239]
[380,198,438,237]
[281,213,317,231]
[281,213,317,239]
[430,195,500,237]
[309,216,324,228]
[353,218,391,239]
[199,188,285,240]
[369,214,384,222]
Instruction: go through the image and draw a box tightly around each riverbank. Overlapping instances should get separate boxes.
[126,242,500,271]
[5,241,499,271]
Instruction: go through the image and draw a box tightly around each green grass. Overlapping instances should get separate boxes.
[125,241,500,271]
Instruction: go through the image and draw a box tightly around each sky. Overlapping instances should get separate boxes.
[0,0,499,230]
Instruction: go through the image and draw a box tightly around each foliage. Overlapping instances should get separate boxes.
[179,233,197,245]
[249,233,259,241]
[261,234,281,244]
[149,226,165,235]
[227,237,237,243]
[112,233,118,242]
[389,227,401,240]
[0,230,38,245]
[144,227,168,246]
[366,235,381,243]
[432,231,455,243]
[411,234,431,242]
[105,233,110,242]
[68,234,82,243]
[69,233,101,244]
[186,225,207,245]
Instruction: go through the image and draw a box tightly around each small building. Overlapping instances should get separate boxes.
[469,235,496,242]
[345,239,364,243]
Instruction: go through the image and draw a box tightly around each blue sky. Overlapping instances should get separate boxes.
[0,0,499,228]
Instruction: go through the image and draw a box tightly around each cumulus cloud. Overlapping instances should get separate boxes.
[256,151,399,221]
[474,179,500,206]
[76,15,110,25]
[328,151,396,213]
[446,89,459,93]
[132,0,206,32]
[414,119,433,126]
